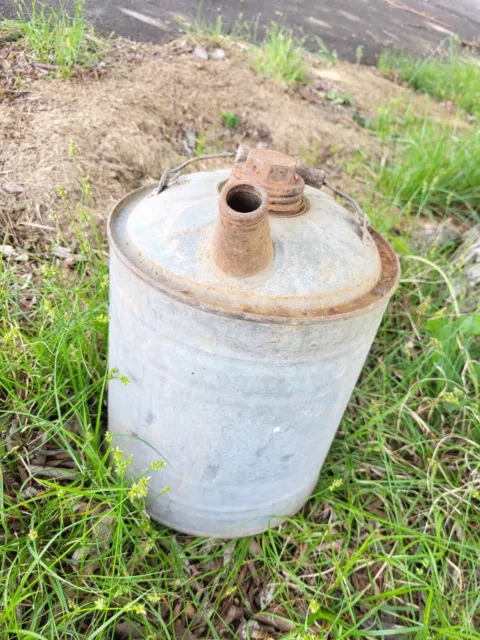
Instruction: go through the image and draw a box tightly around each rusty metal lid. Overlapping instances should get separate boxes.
[108,169,399,322]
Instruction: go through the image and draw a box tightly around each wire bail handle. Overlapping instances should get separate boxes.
[153,147,371,241]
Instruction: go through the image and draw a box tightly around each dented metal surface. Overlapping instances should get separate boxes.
[107,157,400,537]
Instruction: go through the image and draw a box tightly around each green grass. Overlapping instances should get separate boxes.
[378,42,480,118]
[251,23,308,87]
[185,12,251,45]
[1,44,480,638]
[4,0,103,76]
[185,15,336,86]
[372,111,480,220]
[221,112,241,129]
[1,164,479,637]
[313,36,338,65]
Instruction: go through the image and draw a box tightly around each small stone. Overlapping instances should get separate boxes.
[210,48,226,61]
[1,245,16,257]
[223,543,235,566]
[313,76,332,92]
[186,130,196,149]
[193,43,209,60]
[21,486,39,499]
[0,183,24,194]
[71,547,89,565]
[238,619,261,640]
[257,583,276,609]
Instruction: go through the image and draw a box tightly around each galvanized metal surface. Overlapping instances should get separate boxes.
[109,253,391,536]
[109,170,397,321]
[107,164,400,537]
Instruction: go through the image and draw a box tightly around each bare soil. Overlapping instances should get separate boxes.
[0,38,452,250]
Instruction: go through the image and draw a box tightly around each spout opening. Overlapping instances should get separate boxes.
[227,188,262,214]
[222,183,268,221]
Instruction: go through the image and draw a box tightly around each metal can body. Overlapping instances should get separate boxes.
[109,251,389,537]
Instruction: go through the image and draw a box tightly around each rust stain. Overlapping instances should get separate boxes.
[234,145,326,214]
[232,228,400,320]
[230,148,306,216]
[109,183,400,325]
[212,181,273,277]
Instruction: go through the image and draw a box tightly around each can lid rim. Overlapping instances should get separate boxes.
[108,182,400,325]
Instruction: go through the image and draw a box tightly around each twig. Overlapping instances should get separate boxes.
[33,63,59,71]
[17,222,57,232]
[30,465,79,479]
[252,613,295,633]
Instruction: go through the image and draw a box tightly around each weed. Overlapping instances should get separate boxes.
[1,208,479,636]
[6,0,103,76]
[378,40,480,117]
[221,112,241,129]
[301,139,320,166]
[186,11,249,44]
[194,131,207,156]
[1,49,480,636]
[325,88,354,106]
[355,44,364,65]
[313,36,338,65]
[187,14,225,43]
[251,23,307,87]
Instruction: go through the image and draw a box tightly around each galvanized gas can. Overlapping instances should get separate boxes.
[108,148,399,537]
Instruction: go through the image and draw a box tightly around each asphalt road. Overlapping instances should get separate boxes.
[1,0,480,63]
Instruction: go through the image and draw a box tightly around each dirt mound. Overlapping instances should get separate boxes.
[0,39,442,248]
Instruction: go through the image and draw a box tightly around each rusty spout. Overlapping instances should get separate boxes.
[213,181,272,277]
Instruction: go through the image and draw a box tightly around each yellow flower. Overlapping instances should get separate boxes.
[147,593,160,603]
[133,604,146,615]
[150,461,166,471]
[57,185,68,200]
[28,529,38,542]
[329,478,343,491]
[81,175,92,198]
[129,476,150,501]
[309,599,320,614]
[113,447,133,475]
